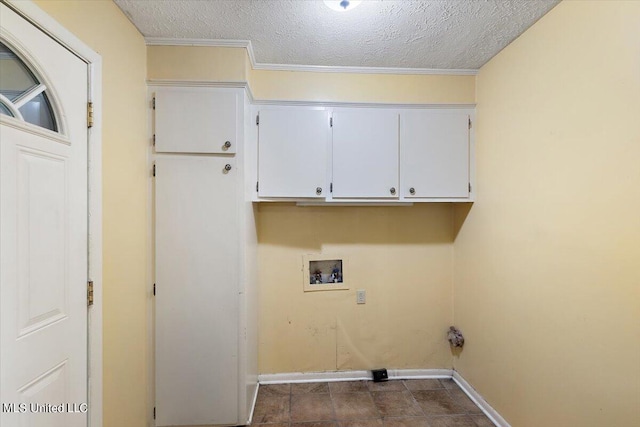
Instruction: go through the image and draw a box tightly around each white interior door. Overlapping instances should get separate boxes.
[155,156,239,426]
[0,4,89,427]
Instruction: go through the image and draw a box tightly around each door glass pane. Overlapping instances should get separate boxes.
[0,41,58,132]
[18,92,56,131]
[0,42,37,101]
[0,101,14,117]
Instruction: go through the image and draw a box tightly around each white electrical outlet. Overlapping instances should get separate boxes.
[356,289,366,304]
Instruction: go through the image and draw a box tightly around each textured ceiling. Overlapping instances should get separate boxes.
[115,0,559,71]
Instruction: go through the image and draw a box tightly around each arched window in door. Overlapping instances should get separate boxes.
[0,41,58,132]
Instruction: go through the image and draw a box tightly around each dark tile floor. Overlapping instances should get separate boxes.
[251,379,495,427]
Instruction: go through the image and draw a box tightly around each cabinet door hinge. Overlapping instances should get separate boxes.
[152,134,156,146]
[468,117,472,129]
[153,283,156,296]
[152,97,156,110]
[153,163,156,177]
[330,117,333,127]
[87,280,94,306]
[87,102,94,128]
[256,181,259,192]
[256,114,260,126]
[153,407,156,420]
[330,183,333,193]
[469,183,472,193]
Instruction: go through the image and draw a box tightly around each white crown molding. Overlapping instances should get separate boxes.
[145,37,251,49]
[146,79,250,89]
[253,62,477,76]
[144,37,478,76]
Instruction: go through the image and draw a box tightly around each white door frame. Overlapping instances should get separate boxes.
[2,1,103,426]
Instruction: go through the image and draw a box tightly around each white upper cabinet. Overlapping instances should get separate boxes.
[258,107,330,198]
[332,108,399,199]
[155,88,237,154]
[400,109,471,199]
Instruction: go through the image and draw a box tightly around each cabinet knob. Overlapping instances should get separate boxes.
[390,187,396,195]
[316,187,323,195]
[409,187,416,195]
[224,164,232,172]
[223,141,232,149]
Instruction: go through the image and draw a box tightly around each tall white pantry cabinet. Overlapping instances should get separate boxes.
[151,86,258,427]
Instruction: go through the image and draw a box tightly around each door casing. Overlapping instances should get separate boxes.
[1,1,104,426]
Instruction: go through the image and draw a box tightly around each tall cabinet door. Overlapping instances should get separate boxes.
[258,108,329,198]
[332,108,399,198]
[400,110,471,198]
[155,88,238,154]
[155,156,239,427]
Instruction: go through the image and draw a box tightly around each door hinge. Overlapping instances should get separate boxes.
[468,117,472,129]
[256,181,259,192]
[153,134,156,146]
[256,114,260,125]
[330,183,333,193]
[153,163,156,177]
[153,407,156,420]
[152,97,156,110]
[330,117,333,127]
[87,280,94,306]
[87,102,94,128]
[153,283,156,296]
[469,183,472,193]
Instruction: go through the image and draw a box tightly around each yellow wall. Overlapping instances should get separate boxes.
[248,69,475,104]
[34,1,149,427]
[453,1,640,426]
[147,45,247,82]
[258,204,455,373]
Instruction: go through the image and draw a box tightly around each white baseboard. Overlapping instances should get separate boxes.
[245,383,260,425]
[258,369,453,384]
[452,371,511,427]
[257,369,509,427]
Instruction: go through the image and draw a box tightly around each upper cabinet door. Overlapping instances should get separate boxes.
[155,88,237,154]
[400,110,470,198]
[258,108,329,198]
[332,108,399,199]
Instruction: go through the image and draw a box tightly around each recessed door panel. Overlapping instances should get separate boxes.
[17,149,68,337]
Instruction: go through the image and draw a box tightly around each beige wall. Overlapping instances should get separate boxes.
[453,1,640,426]
[147,45,247,82]
[34,1,149,427]
[258,204,455,373]
[248,69,475,104]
